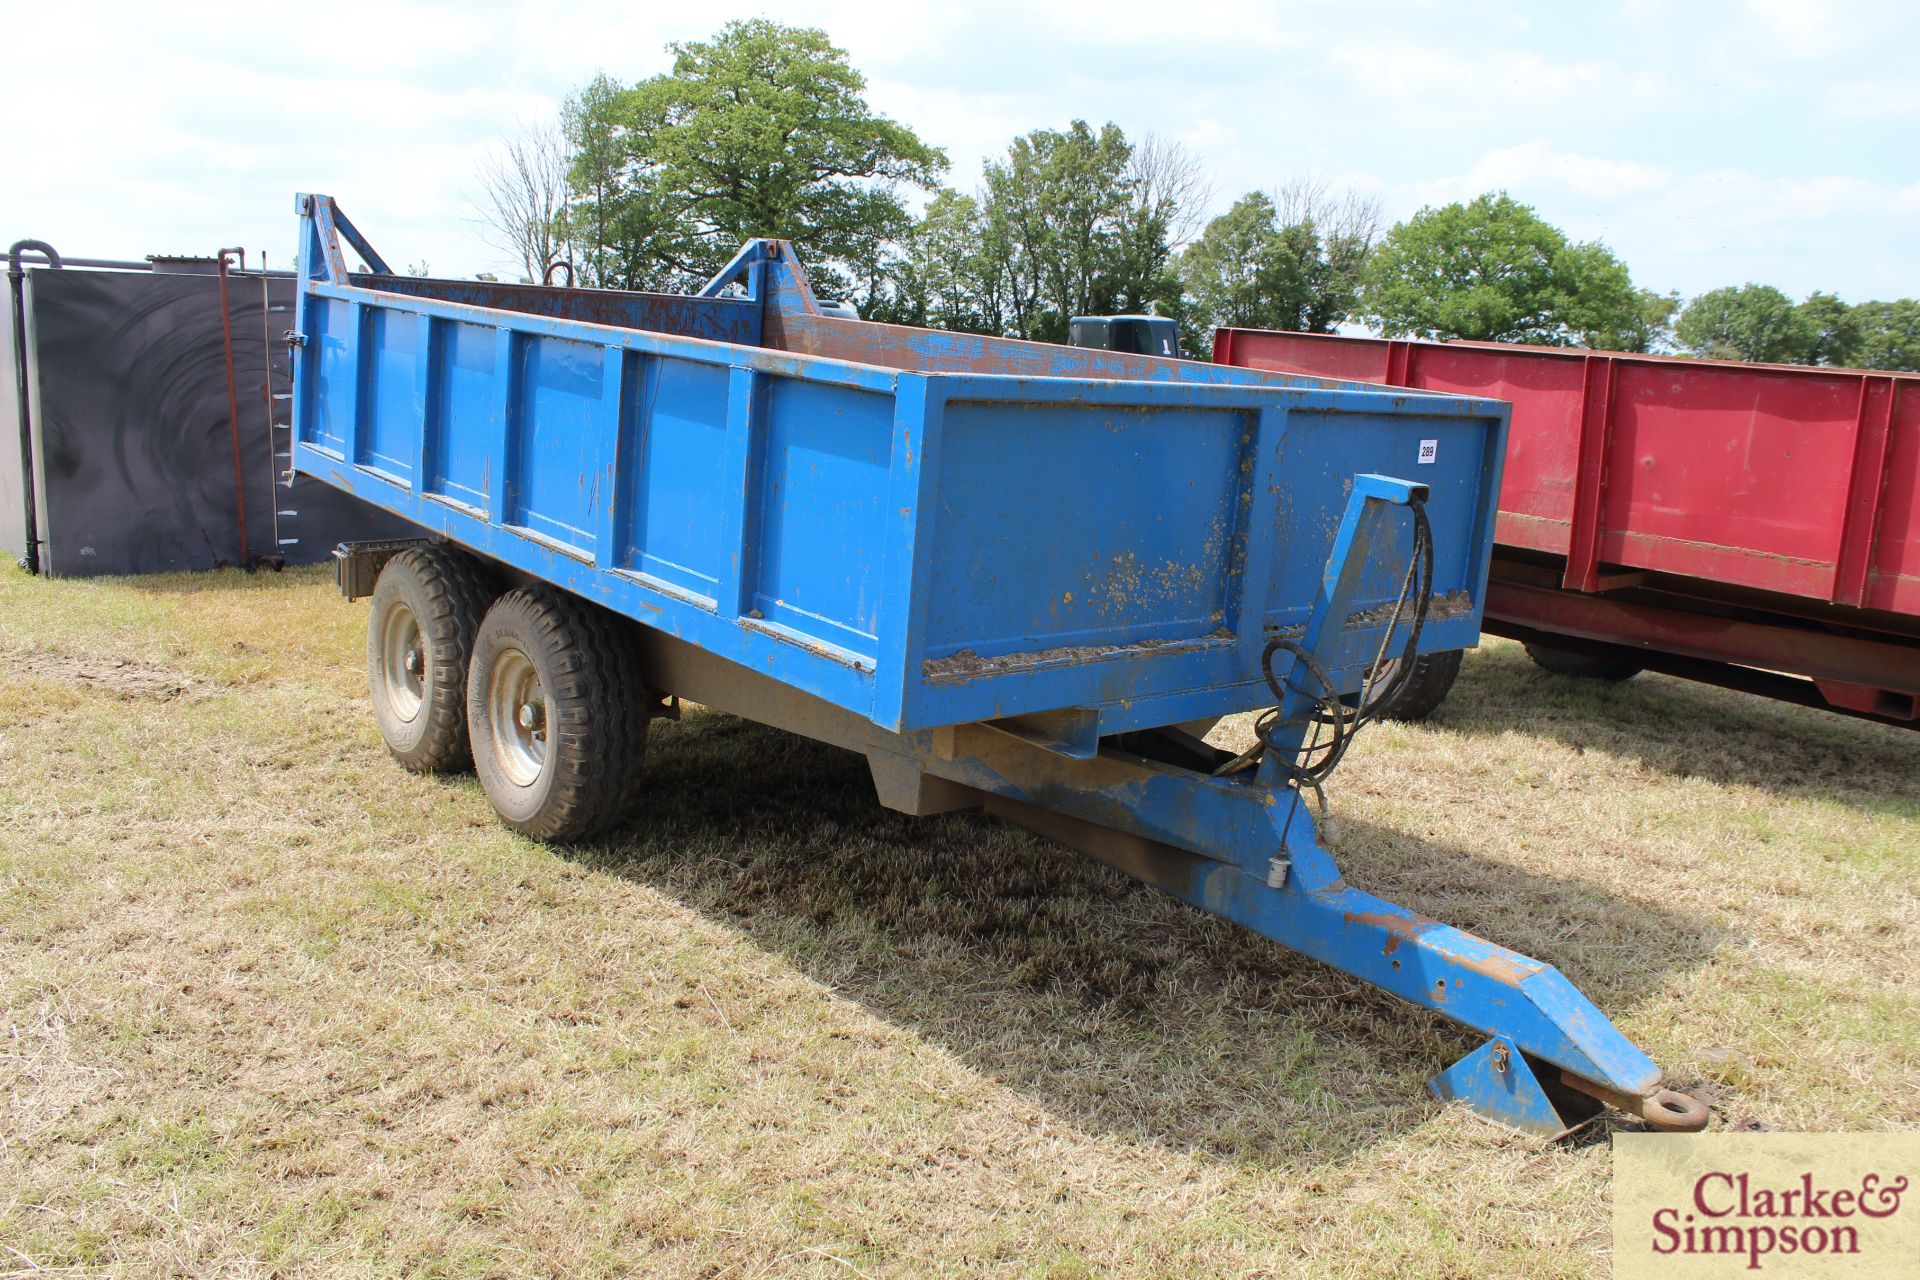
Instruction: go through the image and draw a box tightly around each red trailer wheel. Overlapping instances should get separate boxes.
[1524,643,1642,683]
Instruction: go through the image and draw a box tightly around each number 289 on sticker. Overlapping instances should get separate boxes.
[1417,439,1438,465]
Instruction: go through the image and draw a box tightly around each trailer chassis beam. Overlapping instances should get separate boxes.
[631,476,1708,1137]
[917,728,1703,1136]
[913,475,1707,1137]
[636,621,1706,1136]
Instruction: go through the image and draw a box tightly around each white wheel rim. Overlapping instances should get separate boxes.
[379,602,426,723]
[487,648,547,787]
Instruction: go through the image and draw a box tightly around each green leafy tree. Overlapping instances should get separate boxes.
[877,191,1003,332]
[1359,192,1643,348]
[1627,288,1682,354]
[1675,284,1816,363]
[560,74,621,285]
[961,121,1195,342]
[1178,180,1380,341]
[1272,179,1380,333]
[557,74,701,291]
[560,21,945,294]
[985,121,1134,341]
[1110,135,1209,315]
[1796,291,1862,366]
[1178,192,1302,335]
[626,20,943,285]
[1853,299,1920,372]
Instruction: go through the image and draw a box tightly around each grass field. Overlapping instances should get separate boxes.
[1,564,1916,1278]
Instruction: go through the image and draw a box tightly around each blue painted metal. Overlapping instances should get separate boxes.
[696,239,769,303]
[922,599,1671,1136]
[366,275,761,346]
[289,195,1506,738]
[1430,1037,1601,1138]
[330,202,393,277]
[1260,472,1430,780]
[1289,472,1431,690]
[291,195,1699,1134]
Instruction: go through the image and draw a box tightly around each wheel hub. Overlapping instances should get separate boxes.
[487,649,548,787]
[379,602,426,723]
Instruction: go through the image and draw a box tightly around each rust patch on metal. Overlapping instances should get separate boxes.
[1343,909,1437,942]
[1342,909,1543,985]
[740,618,872,670]
[1610,527,1833,572]
[357,274,757,340]
[923,630,1233,684]
[1344,589,1474,628]
[762,309,1345,390]
[1451,950,1541,985]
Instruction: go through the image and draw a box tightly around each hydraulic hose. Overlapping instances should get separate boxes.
[1227,495,1436,791]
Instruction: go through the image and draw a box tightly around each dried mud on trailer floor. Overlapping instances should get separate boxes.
[1,565,1916,1278]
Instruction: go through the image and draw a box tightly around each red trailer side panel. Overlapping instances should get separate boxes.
[1876,379,1920,615]
[1214,330,1920,619]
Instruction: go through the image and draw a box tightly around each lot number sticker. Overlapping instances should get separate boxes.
[1418,439,1438,464]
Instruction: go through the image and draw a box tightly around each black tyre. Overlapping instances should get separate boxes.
[466,586,648,841]
[367,545,494,772]
[1364,649,1464,722]
[1524,643,1643,682]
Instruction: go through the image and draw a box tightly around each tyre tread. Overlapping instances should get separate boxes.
[1524,642,1642,682]
[1374,649,1464,722]
[370,544,494,772]
[470,586,648,841]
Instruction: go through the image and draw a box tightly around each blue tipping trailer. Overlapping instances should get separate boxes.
[290,194,1707,1136]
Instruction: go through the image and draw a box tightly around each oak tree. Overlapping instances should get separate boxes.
[1359,193,1643,349]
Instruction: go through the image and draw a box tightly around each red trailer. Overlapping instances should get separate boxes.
[1214,328,1920,729]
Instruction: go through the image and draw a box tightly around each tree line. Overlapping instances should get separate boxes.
[478,19,1919,372]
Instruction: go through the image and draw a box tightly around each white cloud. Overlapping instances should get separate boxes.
[0,0,1910,302]
[1737,0,1879,59]
[1410,140,1668,207]
[1393,141,1920,300]
[1826,77,1920,119]
[1325,43,1672,125]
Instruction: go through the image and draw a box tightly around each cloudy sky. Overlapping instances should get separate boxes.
[6,0,1916,303]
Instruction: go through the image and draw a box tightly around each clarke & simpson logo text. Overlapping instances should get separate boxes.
[1613,1133,1919,1279]
[1650,1169,1907,1268]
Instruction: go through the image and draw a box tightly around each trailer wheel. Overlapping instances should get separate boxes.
[367,545,494,772]
[1524,643,1642,682]
[467,586,648,842]
[1362,650,1463,722]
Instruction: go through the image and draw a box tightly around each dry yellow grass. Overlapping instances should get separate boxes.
[0,564,1915,1278]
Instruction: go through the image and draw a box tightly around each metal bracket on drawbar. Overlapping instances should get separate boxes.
[1430,1036,1606,1138]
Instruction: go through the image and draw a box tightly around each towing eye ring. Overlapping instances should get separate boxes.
[1559,1072,1711,1132]
[1636,1087,1713,1132]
